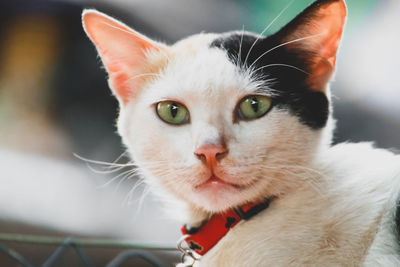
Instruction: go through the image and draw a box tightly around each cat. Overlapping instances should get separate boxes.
[81,0,400,266]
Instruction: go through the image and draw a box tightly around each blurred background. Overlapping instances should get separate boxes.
[0,0,398,265]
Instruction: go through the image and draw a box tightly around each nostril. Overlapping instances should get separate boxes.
[195,152,206,163]
[194,145,228,164]
[216,150,228,160]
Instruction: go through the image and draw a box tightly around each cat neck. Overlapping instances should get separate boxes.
[183,159,324,228]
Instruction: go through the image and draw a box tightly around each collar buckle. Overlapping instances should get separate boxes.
[177,234,201,267]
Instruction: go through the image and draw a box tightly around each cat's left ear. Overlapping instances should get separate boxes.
[274,0,347,92]
[82,10,166,105]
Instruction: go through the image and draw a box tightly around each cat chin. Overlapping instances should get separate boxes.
[189,192,243,212]
[193,183,241,209]
[187,183,260,213]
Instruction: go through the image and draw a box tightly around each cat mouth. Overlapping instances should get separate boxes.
[194,175,246,191]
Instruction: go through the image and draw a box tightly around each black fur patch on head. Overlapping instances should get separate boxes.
[210,32,329,129]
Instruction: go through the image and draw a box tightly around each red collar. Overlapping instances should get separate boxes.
[180,199,272,256]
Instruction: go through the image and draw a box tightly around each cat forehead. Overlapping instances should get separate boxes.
[172,33,220,53]
[145,32,271,99]
[172,31,260,52]
[169,31,261,66]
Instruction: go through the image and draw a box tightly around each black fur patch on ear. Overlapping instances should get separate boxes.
[210,32,329,129]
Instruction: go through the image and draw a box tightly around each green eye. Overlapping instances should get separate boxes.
[156,101,189,125]
[238,95,272,120]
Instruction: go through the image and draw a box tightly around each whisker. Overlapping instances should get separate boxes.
[243,0,296,68]
[73,153,136,168]
[97,169,138,189]
[111,150,130,163]
[124,179,146,206]
[86,163,127,175]
[247,33,324,71]
[125,72,162,83]
[237,25,245,68]
[252,63,309,75]
[100,21,144,40]
[114,171,140,194]
[136,186,151,214]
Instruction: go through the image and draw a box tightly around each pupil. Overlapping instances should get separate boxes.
[250,98,259,112]
[170,103,178,118]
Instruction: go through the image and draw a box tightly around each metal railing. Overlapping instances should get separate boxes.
[0,233,176,267]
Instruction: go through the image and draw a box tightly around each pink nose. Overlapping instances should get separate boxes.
[194,145,228,169]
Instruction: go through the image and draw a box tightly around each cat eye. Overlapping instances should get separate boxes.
[237,95,272,120]
[156,101,189,125]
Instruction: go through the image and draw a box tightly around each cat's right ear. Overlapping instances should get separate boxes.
[82,10,165,105]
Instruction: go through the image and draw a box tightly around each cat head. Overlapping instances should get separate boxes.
[82,0,346,215]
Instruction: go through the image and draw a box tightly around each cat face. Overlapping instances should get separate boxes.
[82,0,346,213]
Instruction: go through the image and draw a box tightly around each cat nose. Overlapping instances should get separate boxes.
[194,144,228,168]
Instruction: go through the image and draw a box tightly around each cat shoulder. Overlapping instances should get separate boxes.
[321,142,400,201]
[324,142,400,178]
[324,142,400,264]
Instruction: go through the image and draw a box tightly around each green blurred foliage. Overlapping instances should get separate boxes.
[244,0,377,34]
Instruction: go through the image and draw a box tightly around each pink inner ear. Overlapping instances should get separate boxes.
[285,0,346,91]
[317,2,347,67]
[82,11,162,104]
[109,72,131,102]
